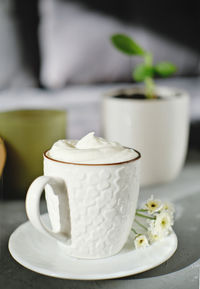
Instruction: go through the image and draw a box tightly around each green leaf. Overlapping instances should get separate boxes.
[144,53,153,66]
[154,62,177,77]
[132,64,154,82]
[111,34,145,56]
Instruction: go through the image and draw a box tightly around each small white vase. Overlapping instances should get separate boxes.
[103,86,190,186]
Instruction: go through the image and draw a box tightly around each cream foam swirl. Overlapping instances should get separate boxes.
[47,132,138,164]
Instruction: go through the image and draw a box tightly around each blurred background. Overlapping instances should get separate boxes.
[0,0,199,136]
[0,0,200,198]
[0,1,199,112]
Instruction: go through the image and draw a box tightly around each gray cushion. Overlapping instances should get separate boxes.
[39,0,200,89]
[0,0,35,89]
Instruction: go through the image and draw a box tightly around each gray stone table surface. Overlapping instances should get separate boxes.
[0,150,200,289]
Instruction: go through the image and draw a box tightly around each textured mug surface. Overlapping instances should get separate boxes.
[44,153,141,259]
[26,149,141,259]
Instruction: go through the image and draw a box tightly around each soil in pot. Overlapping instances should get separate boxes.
[113,93,163,100]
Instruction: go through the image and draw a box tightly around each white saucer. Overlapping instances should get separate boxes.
[8,214,178,280]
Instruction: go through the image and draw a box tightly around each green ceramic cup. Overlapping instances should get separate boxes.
[0,110,67,199]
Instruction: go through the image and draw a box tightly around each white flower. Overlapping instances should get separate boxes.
[144,195,163,214]
[162,201,174,213]
[147,211,173,243]
[134,197,175,245]
[148,230,165,243]
[161,201,175,225]
[134,234,149,249]
[155,211,173,231]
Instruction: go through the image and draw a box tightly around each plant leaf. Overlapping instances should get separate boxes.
[155,62,177,77]
[144,53,153,66]
[132,64,154,82]
[111,34,145,55]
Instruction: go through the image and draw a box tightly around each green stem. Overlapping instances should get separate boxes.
[143,52,155,98]
[136,212,155,220]
[134,219,148,231]
[144,77,155,99]
[131,228,138,235]
[144,52,153,66]
[136,209,148,212]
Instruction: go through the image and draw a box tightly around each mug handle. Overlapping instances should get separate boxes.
[25,176,71,244]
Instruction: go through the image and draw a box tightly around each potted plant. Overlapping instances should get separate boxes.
[103,34,189,186]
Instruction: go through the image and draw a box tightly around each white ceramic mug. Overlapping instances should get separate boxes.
[26,149,141,259]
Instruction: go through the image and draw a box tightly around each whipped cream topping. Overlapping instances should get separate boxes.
[47,132,138,164]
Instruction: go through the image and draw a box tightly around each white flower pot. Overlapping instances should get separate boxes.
[103,86,190,186]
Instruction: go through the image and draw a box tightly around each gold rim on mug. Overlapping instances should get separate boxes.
[44,148,141,166]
